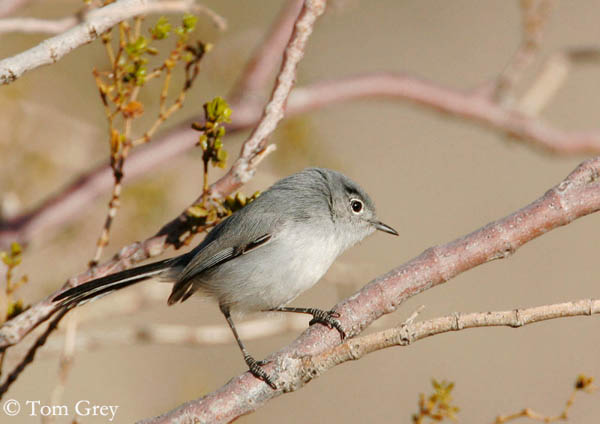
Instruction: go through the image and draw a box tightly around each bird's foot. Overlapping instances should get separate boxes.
[244,354,277,389]
[308,308,346,340]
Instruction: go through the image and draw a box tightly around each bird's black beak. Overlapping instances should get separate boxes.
[373,221,398,236]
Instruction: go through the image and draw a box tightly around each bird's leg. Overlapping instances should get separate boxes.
[270,306,346,340]
[220,304,277,389]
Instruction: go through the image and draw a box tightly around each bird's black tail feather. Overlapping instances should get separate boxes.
[53,258,178,308]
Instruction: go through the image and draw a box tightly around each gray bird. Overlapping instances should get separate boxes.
[54,168,398,388]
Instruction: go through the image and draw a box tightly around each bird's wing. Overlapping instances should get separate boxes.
[167,186,290,305]
[167,232,273,305]
[180,232,272,280]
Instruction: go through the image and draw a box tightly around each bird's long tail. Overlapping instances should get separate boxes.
[53,258,179,308]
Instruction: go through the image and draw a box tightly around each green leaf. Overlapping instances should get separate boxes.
[204,97,232,123]
[182,13,198,33]
[151,16,171,40]
[125,36,148,57]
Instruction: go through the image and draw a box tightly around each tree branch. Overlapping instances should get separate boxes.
[228,0,304,105]
[5,70,600,249]
[206,0,326,199]
[0,0,225,84]
[0,17,78,35]
[138,156,600,423]
[305,299,600,377]
[0,0,326,352]
[518,46,600,116]
[5,316,311,365]
[0,2,226,35]
[0,0,34,19]
[493,0,555,102]
[286,73,600,154]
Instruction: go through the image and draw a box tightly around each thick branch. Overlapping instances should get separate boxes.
[0,0,225,84]
[286,73,600,154]
[139,157,600,423]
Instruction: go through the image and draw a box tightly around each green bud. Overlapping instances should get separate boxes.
[187,205,208,218]
[126,36,148,57]
[151,17,171,40]
[182,13,198,33]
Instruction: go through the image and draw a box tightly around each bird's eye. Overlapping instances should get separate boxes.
[350,199,363,214]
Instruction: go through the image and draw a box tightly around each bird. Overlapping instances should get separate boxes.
[54,167,398,388]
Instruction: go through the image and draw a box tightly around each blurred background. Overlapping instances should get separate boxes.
[1,0,600,422]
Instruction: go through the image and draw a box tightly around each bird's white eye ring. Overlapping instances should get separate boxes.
[350,199,363,214]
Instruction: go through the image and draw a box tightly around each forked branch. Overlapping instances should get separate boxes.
[139,157,600,423]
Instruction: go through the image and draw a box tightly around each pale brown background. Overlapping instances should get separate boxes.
[1,0,599,422]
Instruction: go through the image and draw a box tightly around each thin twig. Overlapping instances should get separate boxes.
[304,299,600,378]
[494,374,597,423]
[518,46,600,115]
[229,0,304,104]
[0,308,69,398]
[44,310,78,424]
[207,0,327,199]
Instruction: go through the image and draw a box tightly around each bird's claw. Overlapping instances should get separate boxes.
[245,355,277,389]
[309,309,346,340]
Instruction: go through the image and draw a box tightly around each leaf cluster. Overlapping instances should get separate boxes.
[0,242,28,322]
[413,379,459,423]
[193,96,232,169]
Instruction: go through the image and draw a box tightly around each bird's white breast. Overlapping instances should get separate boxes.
[202,224,342,312]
